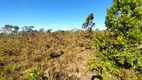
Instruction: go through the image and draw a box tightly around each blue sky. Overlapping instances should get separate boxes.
[0,0,112,31]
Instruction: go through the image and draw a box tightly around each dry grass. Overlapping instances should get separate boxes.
[0,30,95,80]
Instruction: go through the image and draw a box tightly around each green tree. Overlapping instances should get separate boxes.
[13,26,19,33]
[22,26,34,32]
[0,24,20,34]
[46,29,52,33]
[104,0,142,70]
[105,0,142,35]
[82,13,95,32]
[89,0,142,79]
[1,24,13,34]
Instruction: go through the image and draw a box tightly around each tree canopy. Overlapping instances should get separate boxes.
[82,13,95,32]
[105,0,142,35]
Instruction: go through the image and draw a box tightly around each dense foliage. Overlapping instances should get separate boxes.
[89,0,142,79]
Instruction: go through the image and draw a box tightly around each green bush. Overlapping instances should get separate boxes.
[28,64,56,80]
[89,30,142,79]
[28,64,44,80]
[89,0,142,79]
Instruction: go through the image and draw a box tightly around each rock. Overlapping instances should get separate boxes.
[50,50,64,58]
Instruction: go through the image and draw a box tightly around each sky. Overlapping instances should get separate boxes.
[0,0,112,31]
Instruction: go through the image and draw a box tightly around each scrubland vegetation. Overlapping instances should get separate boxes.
[0,0,142,80]
[0,28,96,80]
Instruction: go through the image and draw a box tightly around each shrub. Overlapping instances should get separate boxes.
[89,0,142,79]
[28,64,44,80]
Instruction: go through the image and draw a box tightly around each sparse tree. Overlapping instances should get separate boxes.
[0,24,20,34]
[3,24,13,34]
[46,29,52,33]
[39,28,44,32]
[13,26,19,34]
[82,13,95,32]
[22,26,34,32]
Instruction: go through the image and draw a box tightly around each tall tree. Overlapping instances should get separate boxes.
[82,13,95,32]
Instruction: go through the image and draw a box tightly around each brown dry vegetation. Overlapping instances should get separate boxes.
[0,30,96,80]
